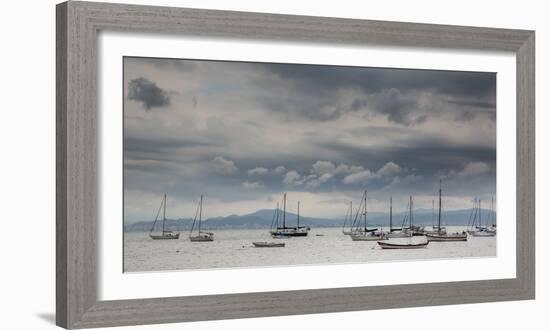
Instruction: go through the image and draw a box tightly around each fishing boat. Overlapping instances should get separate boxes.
[350,191,387,241]
[271,194,309,237]
[149,194,180,240]
[189,195,214,242]
[342,201,354,235]
[378,240,429,249]
[426,180,468,242]
[386,196,413,238]
[252,242,285,248]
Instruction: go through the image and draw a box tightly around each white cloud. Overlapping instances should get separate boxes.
[343,170,373,185]
[334,164,364,175]
[384,174,423,189]
[273,165,287,175]
[458,162,490,177]
[311,161,336,175]
[283,170,302,185]
[307,173,334,188]
[376,161,402,177]
[247,167,269,176]
[212,156,238,174]
[242,181,263,189]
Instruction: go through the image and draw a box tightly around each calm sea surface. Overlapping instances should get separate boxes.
[124,227,496,272]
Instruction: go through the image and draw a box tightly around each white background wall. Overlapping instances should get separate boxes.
[0,0,547,329]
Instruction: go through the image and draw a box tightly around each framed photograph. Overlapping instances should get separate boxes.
[56,1,535,328]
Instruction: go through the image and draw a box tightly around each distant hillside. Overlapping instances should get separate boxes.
[124,208,495,232]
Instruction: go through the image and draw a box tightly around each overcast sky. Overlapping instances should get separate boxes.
[123,57,496,222]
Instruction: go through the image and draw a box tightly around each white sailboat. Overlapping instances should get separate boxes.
[386,196,413,238]
[149,194,180,240]
[350,191,387,241]
[189,195,214,242]
[470,197,496,237]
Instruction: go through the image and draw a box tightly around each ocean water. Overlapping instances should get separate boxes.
[124,227,496,272]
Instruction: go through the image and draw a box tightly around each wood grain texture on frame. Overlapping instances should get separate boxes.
[56,1,535,328]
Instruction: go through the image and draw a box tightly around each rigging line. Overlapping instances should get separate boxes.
[467,198,476,229]
[149,195,165,234]
[189,196,201,237]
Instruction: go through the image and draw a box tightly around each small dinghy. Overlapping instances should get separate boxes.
[377,241,429,249]
[252,242,285,248]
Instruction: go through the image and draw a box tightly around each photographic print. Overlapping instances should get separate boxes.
[123,57,497,272]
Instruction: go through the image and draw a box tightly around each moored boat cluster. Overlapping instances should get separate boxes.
[147,181,496,250]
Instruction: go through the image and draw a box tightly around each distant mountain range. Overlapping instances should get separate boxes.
[124,208,496,232]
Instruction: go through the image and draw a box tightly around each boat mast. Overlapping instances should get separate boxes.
[162,193,166,234]
[364,190,367,230]
[198,195,203,233]
[283,193,287,229]
[409,195,413,229]
[438,179,442,232]
[297,201,300,228]
[432,199,435,228]
[389,196,393,231]
[479,199,482,228]
[349,201,355,231]
[275,202,280,229]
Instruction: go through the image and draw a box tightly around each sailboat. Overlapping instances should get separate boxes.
[350,191,387,241]
[189,195,214,242]
[486,196,497,234]
[386,196,413,238]
[272,193,309,237]
[342,201,354,235]
[426,180,468,242]
[469,198,496,237]
[149,194,180,240]
[270,202,290,239]
[379,196,429,249]
[419,199,446,235]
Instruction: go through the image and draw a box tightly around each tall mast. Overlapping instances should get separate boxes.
[350,201,353,231]
[364,190,367,229]
[481,199,484,227]
[297,201,300,227]
[432,199,435,228]
[409,195,413,228]
[275,202,279,228]
[438,179,442,232]
[162,194,166,233]
[389,196,393,231]
[198,195,203,233]
[283,193,287,228]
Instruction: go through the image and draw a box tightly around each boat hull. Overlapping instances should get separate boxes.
[378,241,429,249]
[471,231,496,237]
[426,233,467,242]
[253,242,285,248]
[350,234,388,241]
[149,233,180,240]
[189,232,214,242]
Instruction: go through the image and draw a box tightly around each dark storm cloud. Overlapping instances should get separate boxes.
[253,63,495,125]
[260,63,495,98]
[127,77,171,110]
[124,136,225,153]
[122,57,497,220]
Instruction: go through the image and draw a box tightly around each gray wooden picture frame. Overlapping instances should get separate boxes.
[56,1,535,328]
